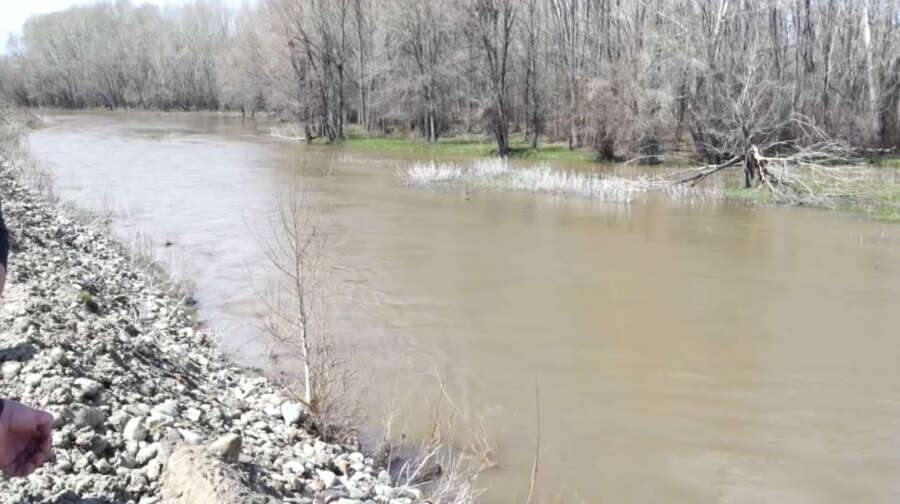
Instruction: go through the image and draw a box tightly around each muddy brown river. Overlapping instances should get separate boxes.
[28,112,900,503]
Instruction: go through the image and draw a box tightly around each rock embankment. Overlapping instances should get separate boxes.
[0,151,422,504]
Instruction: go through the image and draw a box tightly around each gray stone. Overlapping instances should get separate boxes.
[136,443,159,465]
[263,404,282,418]
[145,458,162,481]
[128,471,149,494]
[123,416,148,442]
[283,459,305,474]
[152,400,179,418]
[73,406,106,429]
[51,430,72,449]
[74,377,103,399]
[93,458,112,474]
[392,487,422,501]
[345,481,368,499]
[158,428,184,460]
[74,475,94,494]
[318,469,337,488]
[179,429,205,445]
[49,347,68,364]
[281,401,310,425]
[89,435,109,456]
[24,373,43,388]
[118,452,136,469]
[1,361,22,379]
[108,410,130,431]
[207,433,242,463]
[184,407,203,422]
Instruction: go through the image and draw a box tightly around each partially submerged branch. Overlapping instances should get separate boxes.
[671,141,899,215]
[674,155,743,187]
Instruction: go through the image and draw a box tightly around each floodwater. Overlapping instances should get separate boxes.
[27,111,900,503]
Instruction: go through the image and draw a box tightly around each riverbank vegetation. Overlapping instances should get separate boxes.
[398,158,650,202]
[397,151,900,221]
[1,0,899,165]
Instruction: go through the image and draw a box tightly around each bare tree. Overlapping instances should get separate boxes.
[521,0,542,148]
[4,0,899,155]
[256,184,361,439]
[467,0,517,155]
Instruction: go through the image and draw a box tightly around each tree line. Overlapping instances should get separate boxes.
[1,0,898,161]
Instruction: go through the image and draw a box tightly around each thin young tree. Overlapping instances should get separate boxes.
[255,183,361,440]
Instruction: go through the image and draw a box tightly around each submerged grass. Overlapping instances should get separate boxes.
[726,169,900,222]
[397,158,690,203]
[725,187,776,203]
[863,182,900,222]
[875,156,900,168]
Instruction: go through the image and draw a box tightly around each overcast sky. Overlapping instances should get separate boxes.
[1,0,239,50]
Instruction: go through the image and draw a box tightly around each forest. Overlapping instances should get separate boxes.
[1,0,898,162]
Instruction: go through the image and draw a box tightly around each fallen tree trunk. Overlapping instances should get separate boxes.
[674,155,743,186]
[675,144,779,188]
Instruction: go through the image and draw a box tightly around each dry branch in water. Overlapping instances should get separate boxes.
[525,381,541,504]
[376,377,493,504]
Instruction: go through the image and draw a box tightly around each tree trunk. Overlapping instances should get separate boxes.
[862,3,879,140]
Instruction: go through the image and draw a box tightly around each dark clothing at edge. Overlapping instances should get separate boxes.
[0,202,8,268]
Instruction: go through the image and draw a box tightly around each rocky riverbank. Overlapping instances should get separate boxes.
[0,130,423,503]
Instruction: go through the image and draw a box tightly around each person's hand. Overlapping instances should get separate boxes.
[0,264,6,298]
[0,400,53,477]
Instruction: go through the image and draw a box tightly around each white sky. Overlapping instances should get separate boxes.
[0,0,245,51]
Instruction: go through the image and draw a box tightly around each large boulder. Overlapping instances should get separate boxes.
[161,445,272,504]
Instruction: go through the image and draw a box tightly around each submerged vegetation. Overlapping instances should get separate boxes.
[397,153,900,224]
[398,158,642,202]
[396,158,719,203]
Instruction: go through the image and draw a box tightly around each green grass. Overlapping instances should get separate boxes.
[725,187,775,203]
[875,156,900,168]
[868,204,900,222]
[313,127,596,162]
[728,182,900,222]
[874,183,900,203]
[865,182,900,221]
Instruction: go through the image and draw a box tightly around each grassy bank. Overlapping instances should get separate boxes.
[294,125,597,163]
[726,180,900,222]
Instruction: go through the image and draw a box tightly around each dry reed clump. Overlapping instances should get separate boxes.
[398,162,465,186]
[376,383,492,504]
[396,158,719,203]
[268,122,306,141]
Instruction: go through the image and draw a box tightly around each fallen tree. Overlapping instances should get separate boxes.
[675,144,782,191]
[669,139,900,219]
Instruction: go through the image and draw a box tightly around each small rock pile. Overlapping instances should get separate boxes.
[0,151,423,504]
